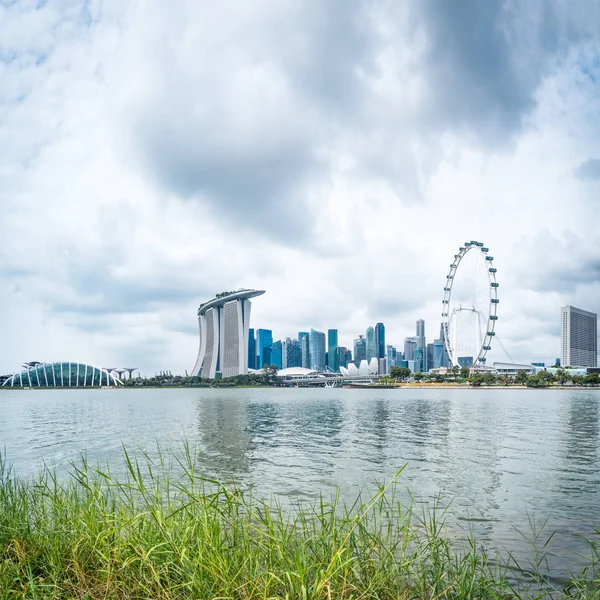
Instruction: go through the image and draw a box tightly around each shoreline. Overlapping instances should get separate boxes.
[2,384,599,390]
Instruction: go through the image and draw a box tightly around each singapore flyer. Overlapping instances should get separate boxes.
[442,241,498,368]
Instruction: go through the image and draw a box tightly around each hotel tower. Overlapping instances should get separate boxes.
[191,289,265,378]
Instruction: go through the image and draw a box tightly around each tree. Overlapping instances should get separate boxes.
[526,370,555,388]
[469,372,484,386]
[515,370,528,385]
[390,366,411,381]
[460,366,470,379]
[584,372,599,386]
[555,369,571,386]
[450,365,460,379]
[482,372,497,385]
[413,372,424,382]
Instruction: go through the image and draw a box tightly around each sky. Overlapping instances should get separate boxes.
[1,0,600,376]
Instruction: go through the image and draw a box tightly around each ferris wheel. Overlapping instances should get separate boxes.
[442,241,499,368]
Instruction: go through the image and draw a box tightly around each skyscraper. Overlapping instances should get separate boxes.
[299,331,310,368]
[345,348,353,367]
[248,328,256,370]
[309,329,326,371]
[256,329,273,369]
[191,289,265,378]
[327,329,339,371]
[386,345,396,369]
[416,319,426,372]
[354,336,366,364]
[433,322,450,369]
[561,305,598,367]
[366,326,376,361]
[426,343,434,374]
[433,338,446,369]
[375,323,385,359]
[284,338,302,368]
[404,337,417,361]
[336,346,349,369]
[271,340,283,369]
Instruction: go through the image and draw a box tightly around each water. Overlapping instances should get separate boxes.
[1,387,600,582]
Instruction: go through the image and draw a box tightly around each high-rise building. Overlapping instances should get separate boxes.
[414,346,424,373]
[386,345,396,369]
[256,328,273,369]
[426,343,434,373]
[366,326,376,361]
[561,305,598,367]
[433,322,450,369]
[404,337,417,361]
[458,356,474,368]
[433,338,446,369]
[375,323,385,359]
[407,359,420,373]
[344,348,353,367]
[248,328,256,370]
[336,346,349,369]
[299,331,310,368]
[416,319,426,372]
[309,329,326,371]
[271,340,283,369]
[327,329,339,371]
[378,357,387,375]
[284,338,302,368]
[354,336,366,364]
[191,289,265,378]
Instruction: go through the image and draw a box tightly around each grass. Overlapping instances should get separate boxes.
[0,446,598,599]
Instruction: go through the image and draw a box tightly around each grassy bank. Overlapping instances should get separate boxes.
[1,448,598,599]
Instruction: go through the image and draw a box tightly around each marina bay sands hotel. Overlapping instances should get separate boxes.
[191,289,265,378]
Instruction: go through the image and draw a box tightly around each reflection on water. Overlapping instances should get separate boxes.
[1,387,600,580]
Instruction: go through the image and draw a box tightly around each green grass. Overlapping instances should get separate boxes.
[0,446,598,599]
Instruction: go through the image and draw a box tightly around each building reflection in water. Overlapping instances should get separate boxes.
[195,396,252,484]
[558,394,599,495]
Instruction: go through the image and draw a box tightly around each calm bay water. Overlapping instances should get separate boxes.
[1,387,600,581]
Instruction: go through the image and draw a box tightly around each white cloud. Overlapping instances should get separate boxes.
[1,0,599,375]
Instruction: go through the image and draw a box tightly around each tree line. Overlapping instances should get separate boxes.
[387,366,599,387]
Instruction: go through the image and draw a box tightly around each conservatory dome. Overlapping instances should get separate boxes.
[2,362,122,388]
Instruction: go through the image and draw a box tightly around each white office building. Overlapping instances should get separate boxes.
[561,305,597,368]
[191,289,265,378]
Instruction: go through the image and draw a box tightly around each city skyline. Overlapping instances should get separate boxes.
[2,2,600,376]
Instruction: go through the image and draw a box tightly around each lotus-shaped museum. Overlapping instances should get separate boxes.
[339,358,379,377]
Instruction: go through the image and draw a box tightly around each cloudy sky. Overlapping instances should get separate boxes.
[1,0,599,375]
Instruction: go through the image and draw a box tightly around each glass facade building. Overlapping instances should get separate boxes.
[375,323,385,359]
[248,328,256,370]
[284,338,302,368]
[309,329,326,371]
[416,320,426,372]
[327,329,339,371]
[458,356,474,368]
[433,339,446,369]
[366,326,376,361]
[404,337,417,361]
[2,362,121,387]
[426,343,434,373]
[256,328,273,369]
[299,332,310,368]
[271,340,283,369]
[354,336,366,364]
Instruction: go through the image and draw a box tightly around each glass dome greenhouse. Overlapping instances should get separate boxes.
[2,362,122,387]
